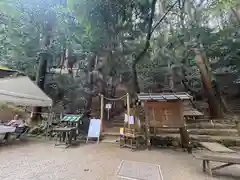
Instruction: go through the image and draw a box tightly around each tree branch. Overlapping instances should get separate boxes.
[133,0,178,67]
[132,0,157,67]
[131,0,178,93]
[231,7,240,25]
[151,0,178,35]
[131,0,157,93]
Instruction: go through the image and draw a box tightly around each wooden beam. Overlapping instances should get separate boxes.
[127,93,130,128]
[144,105,151,150]
[211,163,235,171]
[100,94,104,133]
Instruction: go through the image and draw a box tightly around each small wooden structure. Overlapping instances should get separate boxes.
[119,106,146,150]
[53,114,83,148]
[120,127,145,150]
[183,101,204,120]
[138,92,192,151]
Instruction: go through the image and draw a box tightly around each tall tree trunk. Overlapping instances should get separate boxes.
[132,0,157,93]
[32,23,51,123]
[32,55,48,122]
[65,48,73,78]
[194,48,223,118]
[59,45,66,74]
[167,60,174,91]
[84,53,96,117]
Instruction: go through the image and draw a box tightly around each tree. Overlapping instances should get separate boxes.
[1,0,239,120]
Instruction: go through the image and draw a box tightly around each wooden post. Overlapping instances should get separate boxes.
[100,94,104,133]
[144,104,151,150]
[179,126,191,153]
[152,108,156,136]
[127,93,130,128]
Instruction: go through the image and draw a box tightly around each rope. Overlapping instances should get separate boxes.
[100,93,128,101]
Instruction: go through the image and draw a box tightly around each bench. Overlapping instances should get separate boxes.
[199,142,236,153]
[193,151,240,176]
[193,142,240,176]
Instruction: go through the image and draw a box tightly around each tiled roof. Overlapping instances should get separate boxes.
[138,92,192,101]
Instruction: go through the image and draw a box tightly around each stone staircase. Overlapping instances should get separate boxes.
[157,120,240,147]
[189,120,240,146]
[102,119,240,147]
[112,116,125,127]
[101,114,124,137]
[227,100,240,114]
[101,99,240,147]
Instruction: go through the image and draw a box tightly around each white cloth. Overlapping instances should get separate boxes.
[129,116,134,124]
[0,125,16,134]
[124,114,128,123]
[7,120,25,127]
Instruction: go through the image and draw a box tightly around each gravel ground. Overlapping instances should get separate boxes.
[0,140,240,180]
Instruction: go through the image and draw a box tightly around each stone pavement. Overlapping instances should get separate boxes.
[0,140,240,180]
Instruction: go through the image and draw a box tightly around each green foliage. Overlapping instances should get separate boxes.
[0,0,240,112]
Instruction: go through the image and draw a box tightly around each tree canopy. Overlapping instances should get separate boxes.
[0,0,239,117]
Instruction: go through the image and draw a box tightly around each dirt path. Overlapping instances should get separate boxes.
[0,140,239,180]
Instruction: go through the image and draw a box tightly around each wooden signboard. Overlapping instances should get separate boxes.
[145,101,184,128]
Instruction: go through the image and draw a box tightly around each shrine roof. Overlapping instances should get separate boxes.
[138,92,192,101]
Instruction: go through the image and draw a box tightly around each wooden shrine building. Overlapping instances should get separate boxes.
[137,92,193,151]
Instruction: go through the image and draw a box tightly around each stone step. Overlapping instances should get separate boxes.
[102,131,119,136]
[188,129,239,136]
[103,128,239,136]
[112,120,124,124]
[192,134,240,147]
[187,118,235,123]
[101,136,120,143]
[112,122,124,127]
[112,118,124,122]
[152,128,238,136]
[102,133,240,147]
[109,125,237,130]
[187,122,236,129]
[156,134,240,147]
[104,126,121,133]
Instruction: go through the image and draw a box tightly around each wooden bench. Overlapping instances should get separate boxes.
[193,151,240,176]
[199,142,236,153]
[193,142,240,176]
